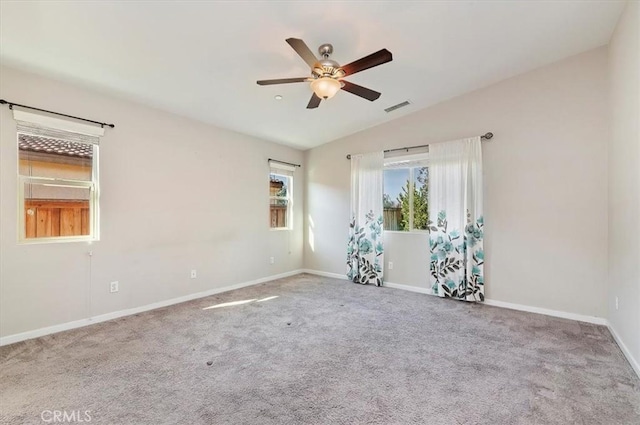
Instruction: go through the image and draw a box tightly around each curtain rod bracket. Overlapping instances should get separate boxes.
[0,99,115,129]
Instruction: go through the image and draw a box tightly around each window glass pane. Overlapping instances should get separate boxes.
[270,199,288,228]
[383,168,409,231]
[413,167,429,230]
[23,182,91,238]
[19,134,93,181]
[270,173,291,229]
[270,174,289,198]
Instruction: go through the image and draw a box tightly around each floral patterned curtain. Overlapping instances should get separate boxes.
[428,137,484,301]
[347,152,384,286]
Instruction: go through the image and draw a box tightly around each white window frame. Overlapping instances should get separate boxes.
[13,108,103,243]
[18,138,100,244]
[383,152,429,234]
[269,171,293,231]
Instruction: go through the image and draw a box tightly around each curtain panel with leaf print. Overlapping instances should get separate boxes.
[428,137,484,301]
[347,152,384,286]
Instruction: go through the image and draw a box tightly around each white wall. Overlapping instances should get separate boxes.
[304,47,609,319]
[608,1,640,370]
[0,66,304,338]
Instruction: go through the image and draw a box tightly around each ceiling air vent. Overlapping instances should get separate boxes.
[384,100,411,113]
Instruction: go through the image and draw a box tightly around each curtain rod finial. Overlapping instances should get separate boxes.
[483,132,493,140]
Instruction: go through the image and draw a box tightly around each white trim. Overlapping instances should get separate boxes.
[482,299,607,325]
[0,269,303,346]
[607,322,640,378]
[269,161,296,173]
[303,270,607,326]
[385,283,606,326]
[384,151,429,167]
[301,269,347,280]
[17,143,100,244]
[374,282,608,327]
[383,281,431,295]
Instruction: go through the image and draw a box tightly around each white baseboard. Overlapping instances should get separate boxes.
[607,323,640,378]
[301,271,434,295]
[303,270,607,326]
[384,281,432,295]
[301,269,347,280]
[5,267,638,380]
[0,269,304,347]
[383,282,608,326]
[482,299,607,326]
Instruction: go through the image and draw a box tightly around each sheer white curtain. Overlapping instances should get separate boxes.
[347,152,384,286]
[428,137,484,301]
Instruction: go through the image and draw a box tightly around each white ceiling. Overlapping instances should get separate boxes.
[0,1,626,150]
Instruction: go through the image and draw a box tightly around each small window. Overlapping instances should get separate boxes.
[269,160,296,229]
[269,173,292,229]
[18,133,99,242]
[383,154,429,232]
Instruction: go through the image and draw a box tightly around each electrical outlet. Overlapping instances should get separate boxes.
[110,281,119,293]
[388,261,394,270]
[615,296,619,310]
[269,257,275,265]
[190,270,197,279]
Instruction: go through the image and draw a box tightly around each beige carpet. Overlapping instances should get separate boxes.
[1,273,639,424]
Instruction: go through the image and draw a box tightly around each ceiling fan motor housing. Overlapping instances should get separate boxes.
[312,43,345,79]
[312,60,345,79]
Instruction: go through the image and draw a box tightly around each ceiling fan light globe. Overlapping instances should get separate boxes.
[310,77,341,100]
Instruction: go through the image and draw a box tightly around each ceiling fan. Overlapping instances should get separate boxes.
[257,38,393,109]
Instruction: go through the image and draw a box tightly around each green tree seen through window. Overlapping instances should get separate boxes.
[385,167,428,231]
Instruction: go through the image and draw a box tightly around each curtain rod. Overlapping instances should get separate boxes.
[268,158,301,168]
[345,132,493,160]
[0,99,115,129]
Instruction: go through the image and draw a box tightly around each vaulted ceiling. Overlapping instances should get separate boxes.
[0,1,626,149]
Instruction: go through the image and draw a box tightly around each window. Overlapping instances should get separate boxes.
[383,154,429,232]
[17,126,100,242]
[269,161,295,229]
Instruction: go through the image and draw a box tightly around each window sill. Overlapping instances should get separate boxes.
[270,227,291,232]
[19,236,99,245]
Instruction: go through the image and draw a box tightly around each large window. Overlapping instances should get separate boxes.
[269,161,295,229]
[383,155,429,232]
[18,133,99,242]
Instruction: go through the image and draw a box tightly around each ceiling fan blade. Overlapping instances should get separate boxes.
[286,38,318,68]
[307,93,322,109]
[341,49,393,76]
[340,80,381,101]
[257,77,308,85]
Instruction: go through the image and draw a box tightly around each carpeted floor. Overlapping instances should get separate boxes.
[1,273,639,424]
